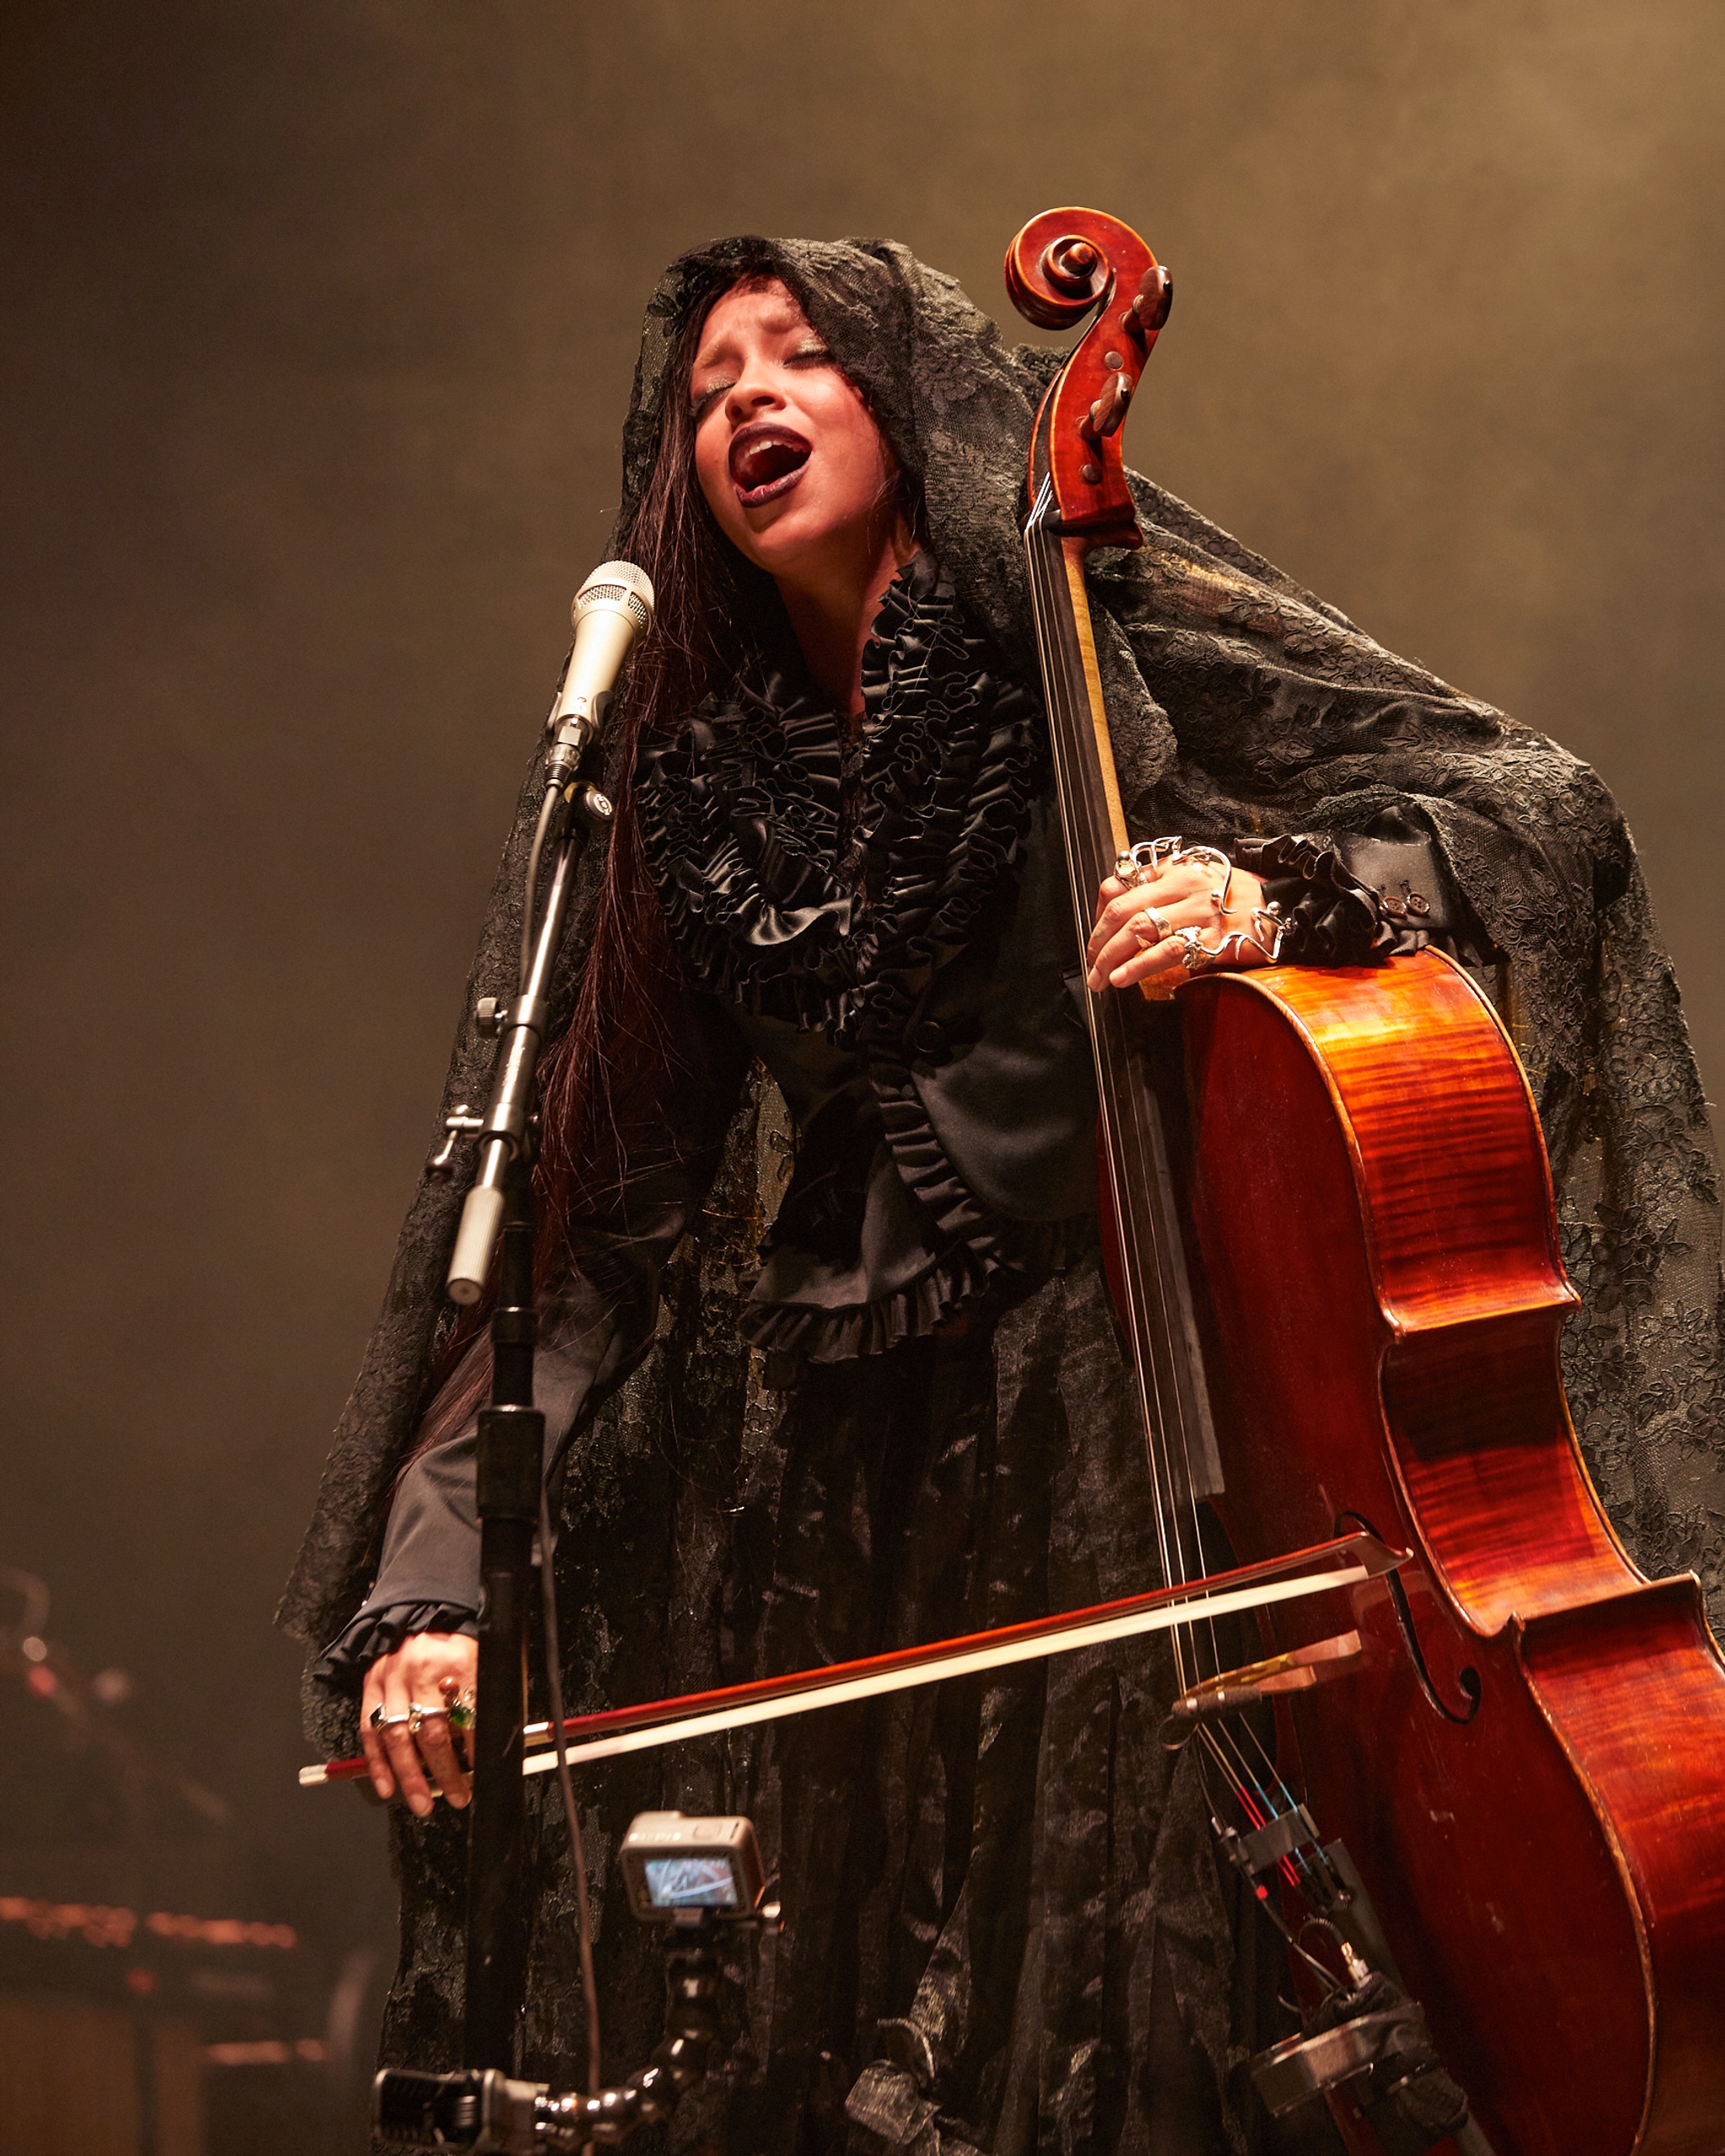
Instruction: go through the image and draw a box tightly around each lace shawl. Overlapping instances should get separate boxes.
[283,233,1725,1666]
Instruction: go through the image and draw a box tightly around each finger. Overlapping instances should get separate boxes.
[379,1668,438,1818]
[1088,864,1214,951]
[430,1677,478,1770]
[412,1708,471,1809]
[426,1646,485,1768]
[1087,882,1173,968]
[1086,893,1212,990]
[360,1665,397,1801]
[1101,901,1274,991]
[403,1641,476,1792]
[1104,937,1188,990]
[1087,883,1156,961]
[1097,901,1220,989]
[426,1646,478,1767]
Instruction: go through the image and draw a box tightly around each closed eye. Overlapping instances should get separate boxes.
[690,344,833,419]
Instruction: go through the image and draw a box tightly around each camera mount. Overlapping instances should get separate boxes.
[373,1817,780,2153]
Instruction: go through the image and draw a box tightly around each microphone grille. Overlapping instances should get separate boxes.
[574,559,655,634]
[580,583,650,630]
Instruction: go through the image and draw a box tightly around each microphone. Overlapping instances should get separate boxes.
[544,560,655,789]
[442,559,656,1305]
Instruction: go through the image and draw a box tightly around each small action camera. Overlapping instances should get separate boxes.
[620,1812,768,1924]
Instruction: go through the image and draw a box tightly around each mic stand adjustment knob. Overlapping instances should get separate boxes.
[569,782,614,829]
[428,1105,486,1179]
[474,996,510,1038]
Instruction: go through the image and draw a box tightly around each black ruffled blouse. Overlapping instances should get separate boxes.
[315,556,1475,1682]
[636,552,1097,1359]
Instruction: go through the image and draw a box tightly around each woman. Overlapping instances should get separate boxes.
[280,235,1725,2153]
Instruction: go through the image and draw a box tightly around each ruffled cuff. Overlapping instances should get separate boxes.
[1231,835,1397,966]
[311,1599,478,1692]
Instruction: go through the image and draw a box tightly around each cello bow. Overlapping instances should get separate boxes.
[1005,205,1725,2156]
[299,1530,1397,1788]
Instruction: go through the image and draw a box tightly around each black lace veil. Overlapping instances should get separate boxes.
[281,232,1725,1668]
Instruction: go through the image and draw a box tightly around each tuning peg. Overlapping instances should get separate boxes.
[1084,371,1133,442]
[1131,264,1173,334]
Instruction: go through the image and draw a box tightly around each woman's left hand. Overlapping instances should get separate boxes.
[1085,856,1272,993]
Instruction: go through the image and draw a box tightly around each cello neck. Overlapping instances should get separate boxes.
[1008,210,1223,1577]
[1023,496,1130,889]
[1022,490,1223,1529]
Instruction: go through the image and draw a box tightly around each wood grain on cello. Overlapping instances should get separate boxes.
[1185,950,1725,2156]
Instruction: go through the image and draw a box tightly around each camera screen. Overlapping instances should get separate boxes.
[642,1854,741,1910]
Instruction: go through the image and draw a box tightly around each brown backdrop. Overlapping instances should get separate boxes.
[3,0,1720,2118]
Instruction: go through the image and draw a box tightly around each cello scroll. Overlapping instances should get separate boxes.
[1004,207,1171,545]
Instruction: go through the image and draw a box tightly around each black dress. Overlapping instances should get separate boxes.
[318,558,1474,2154]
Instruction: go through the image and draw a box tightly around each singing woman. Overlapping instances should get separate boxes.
[281,235,1723,2153]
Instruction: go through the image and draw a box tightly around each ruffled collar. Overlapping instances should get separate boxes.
[636,554,1044,1053]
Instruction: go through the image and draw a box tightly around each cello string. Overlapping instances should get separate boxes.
[1022,486,1314,1864]
[1017,291,1340,1911]
[1023,488,1192,1694]
[1036,515,1308,1825]
[1027,484,1240,1726]
[1023,485,1224,1721]
[1026,474,1311,1872]
[1030,492,1213,1683]
[1203,1721,1318,1885]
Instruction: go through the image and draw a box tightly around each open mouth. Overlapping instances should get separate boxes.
[729,424,811,505]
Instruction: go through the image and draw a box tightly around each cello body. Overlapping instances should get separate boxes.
[1179,947,1725,2156]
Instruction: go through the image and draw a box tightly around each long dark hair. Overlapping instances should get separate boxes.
[409,277,791,1455]
[537,264,916,1258]
[532,280,793,1256]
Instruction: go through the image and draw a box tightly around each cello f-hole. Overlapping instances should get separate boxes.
[1336,1510,1481,1726]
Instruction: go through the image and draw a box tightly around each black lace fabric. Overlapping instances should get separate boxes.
[280,232,1725,2155]
[370,1175,1247,2156]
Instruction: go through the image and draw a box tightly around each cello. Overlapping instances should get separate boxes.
[1004,205,1725,2156]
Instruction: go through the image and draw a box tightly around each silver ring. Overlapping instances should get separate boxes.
[1130,905,1172,950]
[1176,926,1212,974]
[370,1708,414,1732]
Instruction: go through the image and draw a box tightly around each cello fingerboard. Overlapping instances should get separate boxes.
[1023,486,1224,1577]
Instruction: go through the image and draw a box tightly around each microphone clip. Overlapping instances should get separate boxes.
[543,706,601,793]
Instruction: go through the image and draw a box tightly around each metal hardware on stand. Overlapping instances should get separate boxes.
[441,779,612,1310]
[375,1922,756,2152]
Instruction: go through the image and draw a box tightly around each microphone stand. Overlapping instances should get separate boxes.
[429,768,614,2073]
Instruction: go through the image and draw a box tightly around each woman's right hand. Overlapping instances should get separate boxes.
[360,1632,478,1817]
